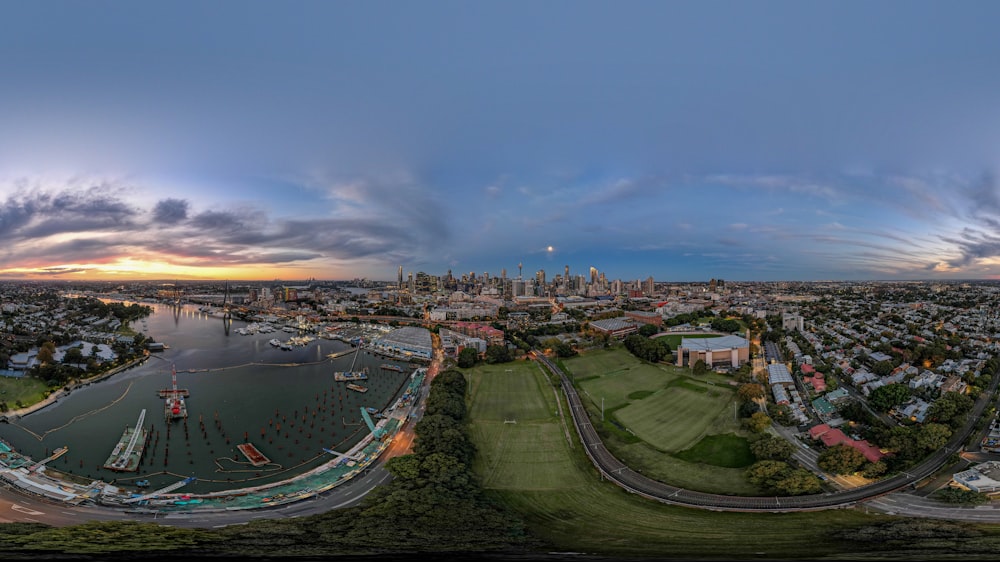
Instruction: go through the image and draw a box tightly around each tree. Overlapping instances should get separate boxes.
[743,411,772,433]
[35,341,56,365]
[868,383,911,412]
[817,444,866,475]
[484,345,513,364]
[63,347,84,365]
[638,323,659,337]
[927,391,975,430]
[692,359,708,376]
[745,460,790,488]
[772,468,823,495]
[457,347,479,368]
[749,434,795,461]
[915,423,952,453]
[862,461,888,479]
[737,383,765,403]
[872,360,894,377]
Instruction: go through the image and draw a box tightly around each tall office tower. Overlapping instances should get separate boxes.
[644,276,655,295]
[590,266,598,285]
[408,272,415,294]
[536,269,545,288]
[518,262,523,279]
[501,268,507,280]
[398,265,403,288]
[512,278,525,297]
[565,265,570,280]
[709,278,718,292]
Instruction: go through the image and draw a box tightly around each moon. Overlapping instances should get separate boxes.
[546,245,554,253]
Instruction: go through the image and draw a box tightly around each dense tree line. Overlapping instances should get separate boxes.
[623,333,671,363]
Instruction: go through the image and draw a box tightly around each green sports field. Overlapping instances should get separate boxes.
[614,377,734,452]
[465,360,578,490]
[461,359,893,559]
[561,347,757,493]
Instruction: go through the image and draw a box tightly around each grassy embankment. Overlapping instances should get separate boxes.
[0,377,49,410]
[463,357,885,558]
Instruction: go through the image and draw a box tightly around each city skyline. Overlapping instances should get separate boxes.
[2,2,1000,282]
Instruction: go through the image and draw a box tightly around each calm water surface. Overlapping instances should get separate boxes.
[0,303,412,494]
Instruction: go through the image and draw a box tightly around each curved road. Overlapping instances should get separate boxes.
[532,350,1000,513]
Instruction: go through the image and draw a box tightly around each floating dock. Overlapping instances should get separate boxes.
[237,442,270,467]
[158,364,189,421]
[380,364,403,372]
[103,409,148,473]
[346,383,369,393]
[334,370,368,381]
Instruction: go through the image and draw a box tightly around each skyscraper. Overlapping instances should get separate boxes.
[398,265,403,288]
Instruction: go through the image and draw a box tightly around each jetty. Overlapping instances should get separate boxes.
[28,446,68,472]
[237,442,271,467]
[103,409,148,472]
[380,363,403,372]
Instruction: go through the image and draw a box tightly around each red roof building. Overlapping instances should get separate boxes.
[809,424,886,463]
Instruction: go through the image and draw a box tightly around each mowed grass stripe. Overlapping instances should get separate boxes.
[467,364,579,491]
[466,361,551,422]
[576,365,676,410]
[615,385,733,452]
[562,348,645,378]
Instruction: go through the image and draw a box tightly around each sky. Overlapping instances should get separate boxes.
[1,1,1000,283]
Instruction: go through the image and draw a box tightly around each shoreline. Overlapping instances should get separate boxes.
[1,352,151,423]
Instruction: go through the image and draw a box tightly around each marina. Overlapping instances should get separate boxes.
[0,301,419,495]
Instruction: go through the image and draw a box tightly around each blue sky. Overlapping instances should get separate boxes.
[1,1,999,282]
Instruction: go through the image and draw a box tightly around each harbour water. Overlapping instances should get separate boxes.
[0,303,413,494]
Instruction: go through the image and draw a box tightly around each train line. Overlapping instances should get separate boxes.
[532,351,998,512]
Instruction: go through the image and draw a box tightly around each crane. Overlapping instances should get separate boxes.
[360,407,386,440]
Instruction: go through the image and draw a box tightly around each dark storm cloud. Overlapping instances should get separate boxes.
[0,184,138,240]
[152,198,190,223]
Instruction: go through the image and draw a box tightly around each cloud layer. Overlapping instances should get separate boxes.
[0,3,999,280]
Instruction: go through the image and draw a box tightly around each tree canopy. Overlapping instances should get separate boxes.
[868,383,911,412]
